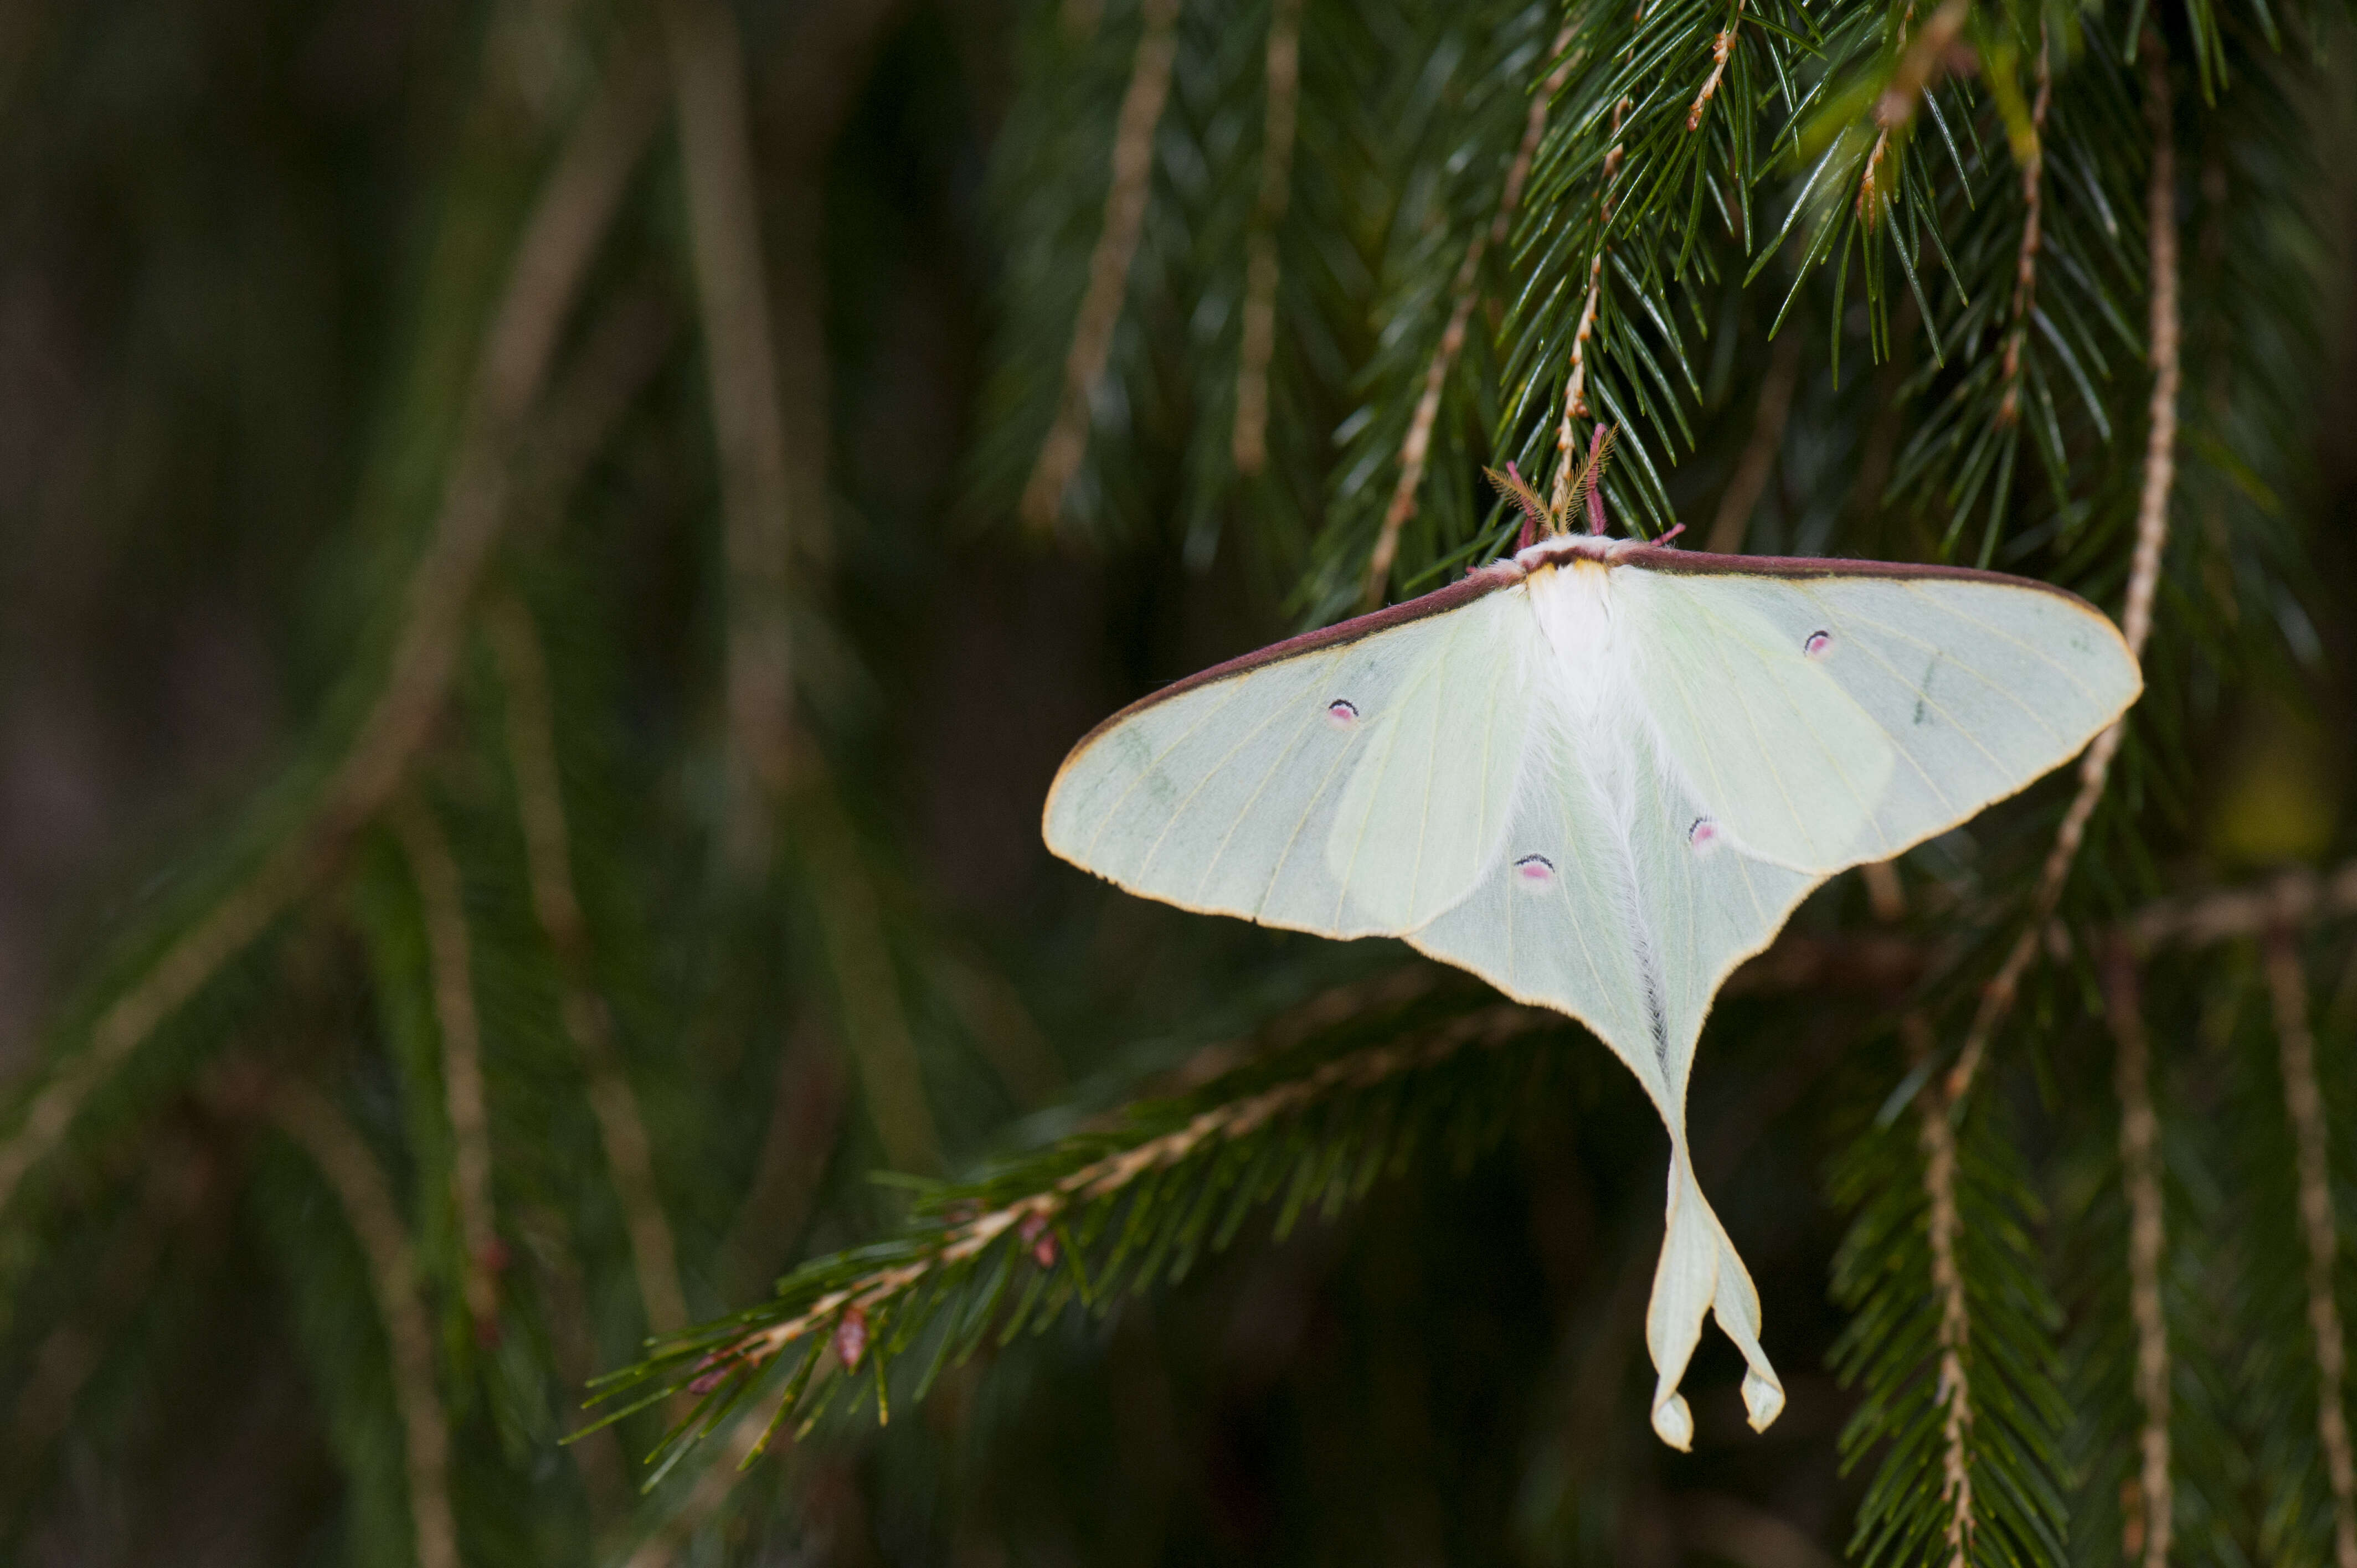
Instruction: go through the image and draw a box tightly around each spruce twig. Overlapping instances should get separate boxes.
[1231,0,1304,478]
[665,0,799,870]
[2103,947,2171,1568]
[1684,0,1746,132]
[595,1000,1560,1466]
[484,596,691,1337]
[1359,23,1577,609]
[1993,30,2054,431]
[2124,860,2357,951]
[267,1080,460,1568]
[1732,855,2357,1001]
[1018,0,1183,535]
[1913,1015,1979,1568]
[389,794,505,1339]
[1855,0,1958,228]
[732,1007,1540,1370]
[2264,934,2357,1568]
[620,1411,771,1568]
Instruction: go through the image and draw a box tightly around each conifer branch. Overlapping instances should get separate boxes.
[1836,1029,2067,1568]
[1947,41,2177,1104]
[1018,0,1182,535]
[666,0,798,869]
[1913,1017,1978,1568]
[0,61,659,1223]
[1545,62,1638,524]
[1550,251,1611,515]
[594,1001,1558,1468]
[2123,859,2357,951]
[1993,33,2053,430]
[1861,859,1907,922]
[1856,0,1960,228]
[735,1007,1536,1370]
[484,597,690,1337]
[0,842,319,1225]
[2265,933,2357,1568]
[1359,24,1576,609]
[1685,4,1744,133]
[1231,0,1303,479]
[2121,37,2180,670]
[1728,855,2357,1002]
[267,1081,460,1568]
[512,289,680,534]
[389,795,504,1338]
[325,60,665,841]
[2103,947,2171,1568]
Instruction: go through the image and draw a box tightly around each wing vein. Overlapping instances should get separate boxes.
[1823,622,2014,778]
[1895,582,2108,703]
[1137,666,1328,880]
[1687,596,1889,859]
[1080,679,1260,860]
[1815,599,2069,742]
[1327,618,1464,927]
[1191,693,1332,904]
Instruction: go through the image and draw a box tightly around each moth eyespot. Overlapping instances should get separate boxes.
[1803,629,1834,658]
[1687,817,1718,850]
[1325,699,1360,730]
[1512,854,1556,888]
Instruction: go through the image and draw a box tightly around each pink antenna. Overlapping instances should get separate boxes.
[1506,461,1539,551]
[1584,426,1610,536]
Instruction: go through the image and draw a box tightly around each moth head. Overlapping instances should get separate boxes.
[1486,424,1622,549]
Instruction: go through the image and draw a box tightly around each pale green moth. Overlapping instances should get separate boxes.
[1040,450,2141,1448]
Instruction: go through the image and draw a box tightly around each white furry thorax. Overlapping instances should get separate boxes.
[1511,532,1646,570]
[1521,555,1632,731]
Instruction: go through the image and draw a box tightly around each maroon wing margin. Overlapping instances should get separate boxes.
[1053,564,1527,764]
[1612,545,2114,620]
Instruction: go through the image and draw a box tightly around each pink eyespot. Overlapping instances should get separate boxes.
[1803,629,1833,658]
[1688,817,1718,849]
[1513,854,1555,888]
[1326,699,1360,730]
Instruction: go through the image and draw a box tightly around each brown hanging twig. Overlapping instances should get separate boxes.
[1947,38,2177,1103]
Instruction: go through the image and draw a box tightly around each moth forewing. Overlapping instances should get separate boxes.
[1040,571,1535,939]
[1320,604,1537,931]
